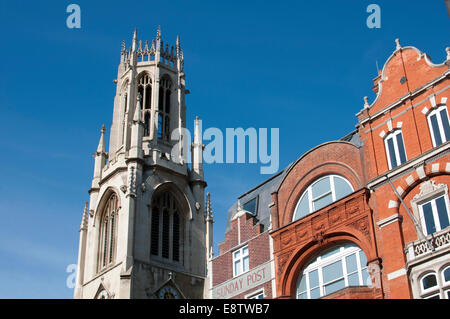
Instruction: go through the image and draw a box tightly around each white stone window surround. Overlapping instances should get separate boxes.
[292,175,354,221]
[383,129,408,170]
[411,180,450,237]
[426,104,450,147]
[233,245,249,277]
[420,272,439,294]
[417,265,450,299]
[295,243,370,299]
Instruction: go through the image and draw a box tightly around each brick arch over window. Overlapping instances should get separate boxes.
[275,141,366,228]
[277,232,377,298]
[387,170,450,245]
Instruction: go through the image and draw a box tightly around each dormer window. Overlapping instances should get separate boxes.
[243,197,258,215]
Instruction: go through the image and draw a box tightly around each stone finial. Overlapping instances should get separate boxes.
[97,125,106,153]
[206,193,214,221]
[446,47,450,61]
[132,28,138,52]
[395,38,401,50]
[134,93,143,122]
[176,35,180,56]
[364,96,370,109]
[156,25,161,41]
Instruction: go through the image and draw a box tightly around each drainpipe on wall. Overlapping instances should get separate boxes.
[385,175,434,252]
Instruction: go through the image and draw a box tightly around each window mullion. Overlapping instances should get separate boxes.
[431,199,441,232]
[393,132,401,167]
[318,266,324,298]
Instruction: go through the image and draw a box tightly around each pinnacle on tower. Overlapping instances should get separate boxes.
[206,192,214,221]
[96,125,106,154]
[132,28,138,52]
[80,201,89,231]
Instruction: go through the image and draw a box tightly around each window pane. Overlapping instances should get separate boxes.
[157,113,163,138]
[234,250,240,259]
[359,251,367,268]
[322,260,343,283]
[395,132,407,164]
[309,270,319,288]
[422,274,437,290]
[151,209,159,256]
[242,246,248,256]
[430,114,443,146]
[297,275,307,293]
[310,287,321,299]
[436,196,449,230]
[444,268,450,283]
[162,211,170,258]
[309,270,319,289]
[243,256,249,272]
[324,278,345,295]
[313,193,333,211]
[440,108,450,142]
[387,137,398,168]
[321,246,342,260]
[346,254,358,273]
[348,273,359,286]
[234,260,241,275]
[446,290,450,299]
[294,192,310,220]
[362,268,370,286]
[426,294,440,299]
[243,198,257,215]
[312,177,331,198]
[333,176,353,201]
[422,202,436,235]
[297,292,307,299]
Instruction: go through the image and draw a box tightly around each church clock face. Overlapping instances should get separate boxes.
[158,286,180,299]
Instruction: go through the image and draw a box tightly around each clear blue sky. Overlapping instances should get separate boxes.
[0,0,448,298]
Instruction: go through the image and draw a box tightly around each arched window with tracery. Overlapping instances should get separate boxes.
[150,191,182,262]
[98,193,119,270]
[158,77,172,140]
[137,73,152,136]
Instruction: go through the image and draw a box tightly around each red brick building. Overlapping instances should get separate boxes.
[210,41,450,299]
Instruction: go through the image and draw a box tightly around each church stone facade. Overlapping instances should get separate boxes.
[74,27,213,299]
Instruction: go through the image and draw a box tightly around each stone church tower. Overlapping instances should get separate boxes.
[74,27,211,299]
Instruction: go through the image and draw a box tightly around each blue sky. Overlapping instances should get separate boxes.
[0,1,448,298]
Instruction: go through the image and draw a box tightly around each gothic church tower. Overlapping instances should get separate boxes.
[74,27,209,299]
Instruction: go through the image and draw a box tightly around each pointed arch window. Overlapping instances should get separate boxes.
[150,191,182,262]
[99,193,119,270]
[137,73,152,136]
[158,77,172,140]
